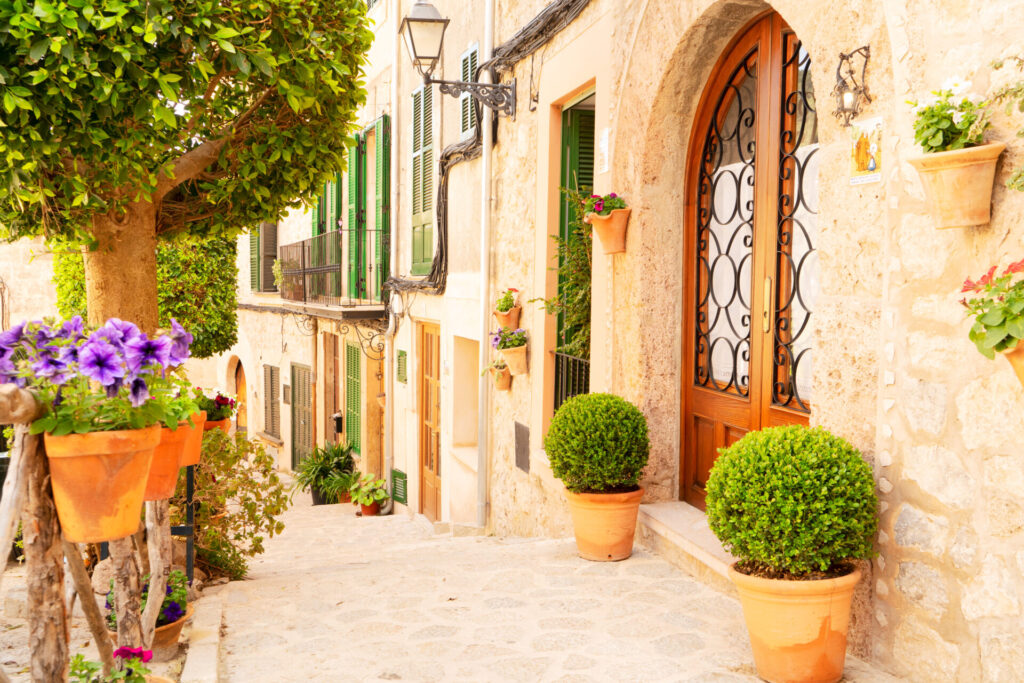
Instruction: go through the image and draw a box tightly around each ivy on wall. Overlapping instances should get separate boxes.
[53,236,239,358]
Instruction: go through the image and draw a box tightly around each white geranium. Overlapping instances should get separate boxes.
[952,110,966,126]
[942,76,970,96]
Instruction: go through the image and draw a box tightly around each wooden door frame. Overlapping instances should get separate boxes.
[417,322,441,520]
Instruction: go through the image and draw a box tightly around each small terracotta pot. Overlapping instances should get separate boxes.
[908,142,1005,228]
[502,344,528,376]
[585,208,632,254]
[109,604,193,660]
[729,564,862,683]
[361,501,380,516]
[564,487,644,561]
[44,426,161,543]
[179,411,206,467]
[494,305,521,329]
[1004,344,1024,388]
[203,418,230,434]
[491,366,512,391]
[144,425,189,501]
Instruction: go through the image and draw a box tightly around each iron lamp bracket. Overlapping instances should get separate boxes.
[427,76,516,119]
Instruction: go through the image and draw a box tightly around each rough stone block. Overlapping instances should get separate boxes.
[984,494,1024,538]
[956,373,1024,451]
[903,445,975,509]
[961,556,1020,621]
[902,379,947,435]
[893,504,949,556]
[895,561,949,613]
[950,526,978,570]
[980,626,1024,683]
[893,617,960,680]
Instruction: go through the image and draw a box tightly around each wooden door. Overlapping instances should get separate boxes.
[324,333,339,443]
[234,363,247,435]
[682,13,818,508]
[291,364,313,469]
[419,323,441,521]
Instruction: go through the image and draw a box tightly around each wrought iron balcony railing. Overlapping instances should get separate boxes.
[553,351,590,412]
[278,227,388,309]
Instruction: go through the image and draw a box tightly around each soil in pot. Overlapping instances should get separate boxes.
[145,425,189,501]
[564,487,644,561]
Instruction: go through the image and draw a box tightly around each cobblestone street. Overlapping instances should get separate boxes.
[213,501,896,682]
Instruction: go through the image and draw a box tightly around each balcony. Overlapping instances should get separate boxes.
[278,227,388,319]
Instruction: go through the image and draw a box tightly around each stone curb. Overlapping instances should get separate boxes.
[180,594,222,683]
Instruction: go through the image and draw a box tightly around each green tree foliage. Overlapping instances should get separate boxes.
[0,0,372,243]
[53,236,239,358]
[705,425,877,576]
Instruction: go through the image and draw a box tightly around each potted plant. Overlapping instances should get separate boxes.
[705,425,877,683]
[961,258,1024,385]
[2,317,193,543]
[908,78,1003,228]
[493,288,521,328]
[294,441,357,505]
[195,389,235,433]
[544,393,649,561]
[582,192,630,254]
[349,473,389,516]
[71,649,160,683]
[482,359,512,391]
[106,570,191,657]
[491,327,528,376]
[145,386,202,501]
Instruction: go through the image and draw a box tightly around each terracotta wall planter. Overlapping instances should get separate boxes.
[908,142,1005,228]
[491,366,512,391]
[1004,344,1024,387]
[109,603,193,661]
[564,487,644,561]
[494,305,522,329]
[502,344,528,375]
[361,501,380,516]
[44,425,161,543]
[145,425,189,501]
[203,417,230,434]
[585,208,632,254]
[179,411,206,467]
[729,565,861,683]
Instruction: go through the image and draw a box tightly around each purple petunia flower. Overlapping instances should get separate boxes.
[129,377,150,407]
[490,332,501,349]
[32,322,56,346]
[0,323,24,349]
[113,647,153,663]
[92,318,140,349]
[59,343,81,365]
[161,601,184,624]
[31,346,70,384]
[167,318,193,366]
[58,316,84,340]
[78,340,126,387]
[0,357,17,385]
[124,334,172,374]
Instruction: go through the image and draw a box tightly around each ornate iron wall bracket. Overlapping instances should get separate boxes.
[428,76,516,119]
[338,322,387,362]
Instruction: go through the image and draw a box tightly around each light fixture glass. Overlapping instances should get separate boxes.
[399,1,450,79]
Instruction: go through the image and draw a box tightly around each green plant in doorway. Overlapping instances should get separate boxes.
[349,473,389,507]
[293,441,357,503]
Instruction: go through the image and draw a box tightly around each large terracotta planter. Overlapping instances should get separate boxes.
[44,426,160,543]
[564,487,644,561]
[109,603,193,660]
[502,344,528,376]
[1004,344,1024,388]
[179,411,206,467]
[585,208,632,254]
[144,425,189,501]
[908,142,1005,228]
[729,564,862,683]
[494,305,521,329]
[491,365,512,391]
[203,417,230,434]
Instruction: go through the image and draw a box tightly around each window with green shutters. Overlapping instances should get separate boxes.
[250,227,260,292]
[345,343,362,453]
[249,223,278,293]
[263,364,281,438]
[411,86,434,275]
[372,115,391,300]
[347,139,364,296]
[459,46,479,137]
[557,107,595,347]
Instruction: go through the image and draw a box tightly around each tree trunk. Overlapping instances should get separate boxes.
[62,540,115,675]
[21,424,69,682]
[84,202,162,651]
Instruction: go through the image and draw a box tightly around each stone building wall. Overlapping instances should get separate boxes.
[0,238,58,328]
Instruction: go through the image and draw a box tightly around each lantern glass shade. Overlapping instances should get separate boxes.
[841,89,856,110]
[400,1,450,77]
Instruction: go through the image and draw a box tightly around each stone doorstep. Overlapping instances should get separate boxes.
[179,594,223,683]
[636,501,738,596]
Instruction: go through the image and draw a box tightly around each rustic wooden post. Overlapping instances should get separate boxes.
[140,500,171,648]
[62,540,115,674]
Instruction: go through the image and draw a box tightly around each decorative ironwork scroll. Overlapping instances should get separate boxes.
[430,77,516,118]
[338,322,386,362]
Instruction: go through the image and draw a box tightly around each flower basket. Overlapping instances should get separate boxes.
[909,143,1005,228]
[502,345,528,375]
[494,305,521,329]
[179,411,206,467]
[44,425,161,543]
[585,208,632,254]
[491,365,512,391]
[144,425,189,501]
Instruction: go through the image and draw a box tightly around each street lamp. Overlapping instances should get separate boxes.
[832,46,872,127]
[399,0,516,118]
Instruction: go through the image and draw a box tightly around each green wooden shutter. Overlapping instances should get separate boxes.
[460,48,479,135]
[373,115,390,301]
[347,140,362,296]
[264,364,280,438]
[250,227,261,291]
[311,199,319,237]
[345,343,362,453]
[411,87,433,275]
[557,108,596,349]
[261,222,278,293]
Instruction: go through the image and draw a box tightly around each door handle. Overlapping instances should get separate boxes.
[762,277,772,334]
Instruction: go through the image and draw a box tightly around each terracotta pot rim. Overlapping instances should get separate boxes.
[908,141,1006,169]
[728,563,862,594]
[494,304,521,314]
[44,424,162,456]
[564,487,644,503]
[585,207,632,223]
[108,603,194,639]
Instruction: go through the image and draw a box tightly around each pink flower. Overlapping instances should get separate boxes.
[609,193,617,198]
[1005,258,1024,275]
[594,200,605,213]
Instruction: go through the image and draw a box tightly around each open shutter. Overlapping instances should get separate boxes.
[411,87,433,275]
[460,48,479,135]
[347,140,362,298]
[261,222,278,293]
[311,195,319,236]
[345,343,362,453]
[250,227,260,292]
[263,364,273,435]
[373,115,390,301]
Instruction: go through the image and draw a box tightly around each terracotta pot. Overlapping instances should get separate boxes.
[147,677,175,683]
[908,142,1005,228]
[1004,344,1024,388]
[564,487,644,561]
[502,344,528,376]
[338,491,352,504]
[203,417,230,434]
[491,366,512,391]
[144,425,189,501]
[494,305,521,329]
[361,501,380,516]
[44,426,161,543]
[109,603,193,657]
[585,208,632,254]
[729,564,862,683]
[179,411,206,467]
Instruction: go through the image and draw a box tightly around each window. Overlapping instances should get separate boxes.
[411,86,434,275]
[249,223,279,293]
[459,46,479,138]
[344,115,391,301]
[263,364,281,438]
[345,343,362,453]
[311,177,342,236]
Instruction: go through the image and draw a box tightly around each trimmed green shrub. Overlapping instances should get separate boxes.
[544,393,649,493]
[705,425,877,576]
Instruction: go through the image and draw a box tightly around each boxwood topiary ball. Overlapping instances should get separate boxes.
[705,425,877,576]
[544,393,649,494]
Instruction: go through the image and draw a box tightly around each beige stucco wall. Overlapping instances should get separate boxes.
[0,238,59,327]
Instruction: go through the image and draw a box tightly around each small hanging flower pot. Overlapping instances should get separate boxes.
[179,411,206,467]
[961,257,1024,388]
[144,424,189,501]
[196,389,235,433]
[492,328,528,376]
[487,362,512,391]
[582,192,630,254]
[494,288,522,328]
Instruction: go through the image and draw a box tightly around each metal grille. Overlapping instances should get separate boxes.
[553,352,590,412]
[278,227,388,308]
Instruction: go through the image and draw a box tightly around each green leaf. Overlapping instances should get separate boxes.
[979,309,1006,326]
[29,38,51,62]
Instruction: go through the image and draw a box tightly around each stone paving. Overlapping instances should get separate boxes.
[215,500,899,683]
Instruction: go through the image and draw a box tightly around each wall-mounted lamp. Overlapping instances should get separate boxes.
[400,0,516,118]
[832,46,872,127]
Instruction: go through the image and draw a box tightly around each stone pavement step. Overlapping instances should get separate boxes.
[180,593,222,683]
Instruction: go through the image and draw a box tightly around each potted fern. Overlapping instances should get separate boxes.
[294,442,357,505]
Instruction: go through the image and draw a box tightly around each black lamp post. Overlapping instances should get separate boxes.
[400,0,516,118]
